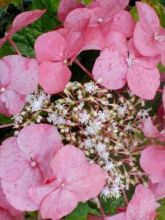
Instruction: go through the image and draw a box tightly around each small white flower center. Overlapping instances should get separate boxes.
[61,183,65,188]
[31,161,37,168]
[97,17,103,23]
[126,55,135,67]
[155,33,165,42]
[0,87,6,92]
[63,59,68,64]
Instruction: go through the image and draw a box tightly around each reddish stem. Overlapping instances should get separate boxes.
[8,38,21,55]
[158,89,163,93]
[0,123,14,129]
[74,58,93,79]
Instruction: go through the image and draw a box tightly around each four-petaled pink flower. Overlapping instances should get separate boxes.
[0,55,39,116]
[134,2,165,66]
[0,124,63,211]
[29,145,106,220]
[35,20,88,94]
[92,36,160,100]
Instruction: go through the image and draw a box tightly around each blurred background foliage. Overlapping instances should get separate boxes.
[0,1,165,219]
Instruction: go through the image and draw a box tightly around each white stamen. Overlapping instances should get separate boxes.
[126,55,135,67]
[155,33,165,42]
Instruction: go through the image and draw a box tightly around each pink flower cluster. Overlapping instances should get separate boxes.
[0,0,165,219]
[0,124,106,219]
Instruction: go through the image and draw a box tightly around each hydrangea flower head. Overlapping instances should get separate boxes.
[0,55,39,115]
[134,2,165,65]
[0,124,62,211]
[30,145,106,220]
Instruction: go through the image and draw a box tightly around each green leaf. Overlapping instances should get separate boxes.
[11,0,22,7]
[158,63,165,73]
[64,202,101,220]
[157,199,165,220]
[42,0,60,14]
[31,0,60,14]
[100,197,125,215]
[83,0,92,5]
[130,6,139,21]
[0,42,15,58]
[0,114,12,124]
[65,203,89,220]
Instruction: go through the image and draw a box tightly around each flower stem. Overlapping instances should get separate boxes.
[122,189,129,205]
[0,123,14,129]
[158,89,163,93]
[8,38,21,55]
[74,58,93,79]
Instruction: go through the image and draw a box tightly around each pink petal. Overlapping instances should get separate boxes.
[81,26,104,51]
[11,10,46,33]
[65,20,89,59]
[136,2,159,35]
[93,0,129,19]
[39,61,71,94]
[126,184,157,220]
[35,31,67,63]
[163,87,165,112]
[149,181,165,201]
[1,90,25,115]
[67,163,106,202]
[105,213,126,220]
[0,182,23,219]
[3,55,39,95]
[0,209,17,220]
[92,48,127,90]
[40,188,78,220]
[17,124,63,179]
[58,0,84,22]
[2,167,42,211]
[0,59,11,86]
[110,10,135,38]
[134,23,160,57]
[0,99,10,116]
[136,56,160,69]
[140,145,165,183]
[127,65,160,100]
[29,181,58,205]
[51,145,88,179]
[64,8,92,28]
[51,145,106,202]
[142,117,161,138]
[0,10,46,47]
[17,124,62,160]
[0,137,27,182]
[105,31,128,56]
[128,38,160,68]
